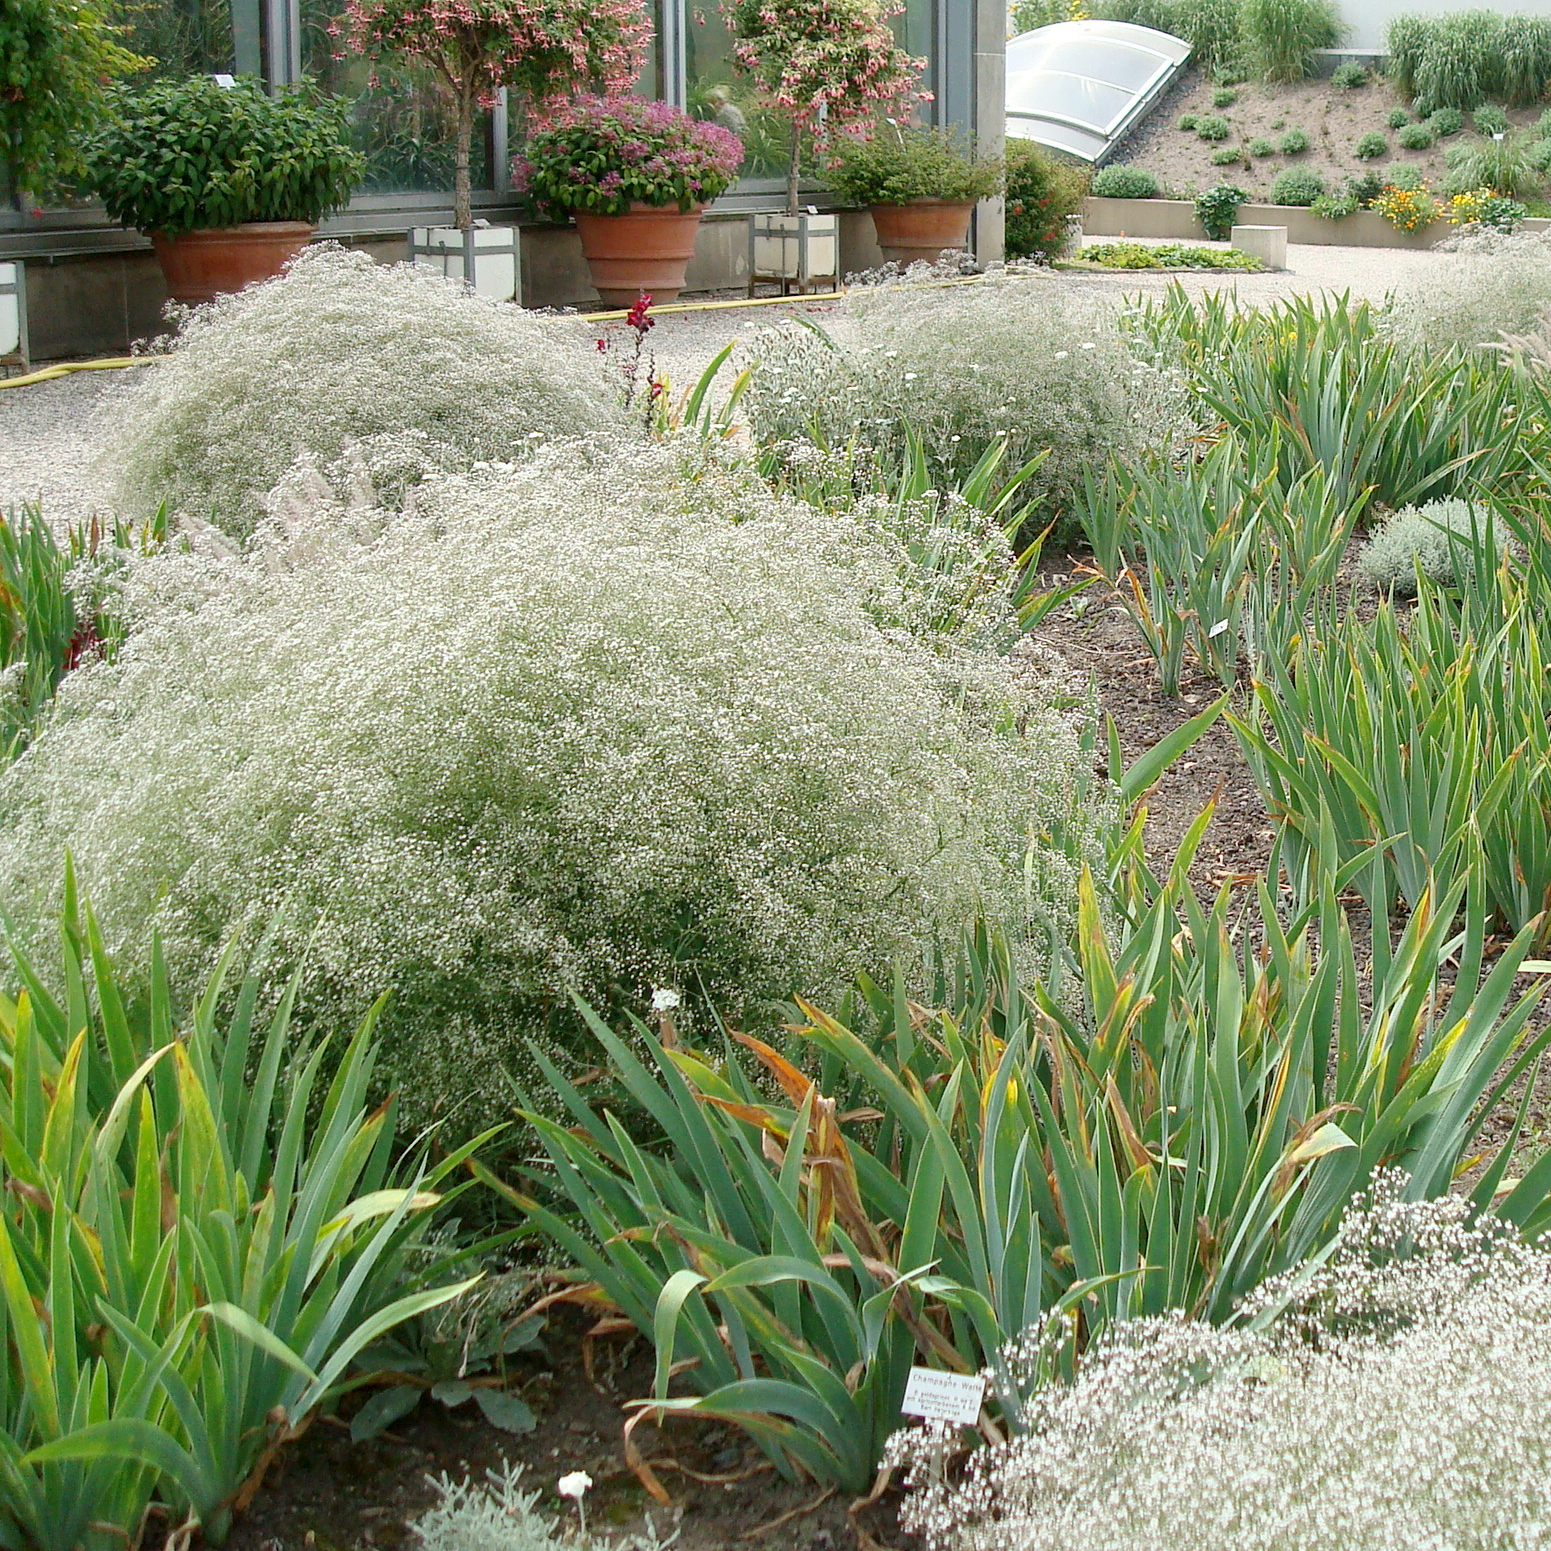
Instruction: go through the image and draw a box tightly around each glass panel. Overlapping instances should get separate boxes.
[299,0,490,195]
[892,0,935,113]
[1020,71,1133,133]
[121,0,240,76]
[684,5,790,180]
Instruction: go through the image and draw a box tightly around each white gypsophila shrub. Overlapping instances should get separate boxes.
[1357,496,1498,594]
[1382,227,1551,354]
[102,245,627,537]
[0,442,1100,1134]
[739,279,1192,520]
[892,1175,1551,1551]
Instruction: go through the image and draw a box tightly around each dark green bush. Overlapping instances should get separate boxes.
[1428,105,1466,135]
[1243,0,1343,81]
[1249,135,1276,155]
[1397,121,1437,149]
[1179,112,1201,130]
[1278,126,1310,152]
[1473,103,1510,134]
[85,75,360,235]
[1211,143,1245,164]
[1331,59,1370,86]
[1196,113,1233,140]
[1382,159,1426,188]
[1270,164,1327,204]
[1003,138,1088,261]
[1388,106,1413,128]
[828,123,1003,205]
[1349,168,1386,201]
[1195,180,1248,238]
[1092,162,1160,197]
[1212,85,1239,106]
[1311,187,1359,218]
[1355,130,1389,158]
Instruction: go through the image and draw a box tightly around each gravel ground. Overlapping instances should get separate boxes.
[0,243,1460,525]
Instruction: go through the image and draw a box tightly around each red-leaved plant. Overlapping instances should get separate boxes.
[723,0,927,212]
[337,0,651,230]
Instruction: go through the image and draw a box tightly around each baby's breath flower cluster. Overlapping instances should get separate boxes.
[0,442,1096,1134]
[105,245,627,537]
[742,280,1192,519]
[1382,227,1551,354]
[893,1176,1551,1551]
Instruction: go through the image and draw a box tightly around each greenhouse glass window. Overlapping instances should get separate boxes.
[1005,18,1191,163]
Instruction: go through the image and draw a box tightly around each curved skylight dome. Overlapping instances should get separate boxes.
[1006,19,1193,163]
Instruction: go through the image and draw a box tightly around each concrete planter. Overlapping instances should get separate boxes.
[409,224,521,301]
[1083,196,1469,250]
[1084,197,1551,250]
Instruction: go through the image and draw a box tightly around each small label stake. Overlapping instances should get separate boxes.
[901,1367,987,1427]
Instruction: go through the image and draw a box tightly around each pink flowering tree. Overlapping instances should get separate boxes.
[723,0,925,214]
[339,0,651,232]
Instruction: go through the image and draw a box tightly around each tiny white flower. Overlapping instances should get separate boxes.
[1080,341,1097,351]
[558,1471,593,1499]
[1053,350,1069,359]
[651,988,681,1012]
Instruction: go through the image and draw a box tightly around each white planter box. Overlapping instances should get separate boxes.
[0,262,27,370]
[409,224,521,301]
[748,211,839,293]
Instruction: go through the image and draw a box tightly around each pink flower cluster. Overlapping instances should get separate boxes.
[338,0,650,107]
[519,95,745,214]
[722,0,925,135]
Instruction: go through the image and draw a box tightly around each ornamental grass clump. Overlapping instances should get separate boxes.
[105,245,626,537]
[893,1181,1551,1551]
[0,442,1099,1137]
[1383,227,1551,351]
[742,281,1192,524]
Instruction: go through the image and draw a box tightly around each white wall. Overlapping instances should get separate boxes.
[1339,0,1551,53]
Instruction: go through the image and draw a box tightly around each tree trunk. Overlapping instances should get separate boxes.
[454,83,475,233]
[786,119,801,216]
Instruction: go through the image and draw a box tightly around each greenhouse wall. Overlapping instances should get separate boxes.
[1,0,1005,358]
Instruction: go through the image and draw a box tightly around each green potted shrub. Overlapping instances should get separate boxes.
[829,122,1003,266]
[85,75,361,304]
[521,96,743,306]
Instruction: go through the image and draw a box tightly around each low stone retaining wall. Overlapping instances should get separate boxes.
[1084,195,1551,249]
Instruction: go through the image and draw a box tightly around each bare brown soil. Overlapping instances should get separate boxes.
[1112,65,1549,203]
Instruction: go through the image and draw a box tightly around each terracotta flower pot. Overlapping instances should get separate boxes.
[572,203,704,308]
[869,199,977,267]
[150,221,315,305]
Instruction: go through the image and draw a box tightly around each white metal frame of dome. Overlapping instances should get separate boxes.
[1005,19,1193,164]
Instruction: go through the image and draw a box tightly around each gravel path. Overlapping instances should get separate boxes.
[0,242,1459,525]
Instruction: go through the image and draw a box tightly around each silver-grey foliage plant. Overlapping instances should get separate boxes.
[1357,496,1495,594]
[410,1462,675,1551]
[741,279,1192,514]
[103,245,628,536]
[893,1175,1551,1551]
[1382,227,1551,354]
[0,442,1101,1133]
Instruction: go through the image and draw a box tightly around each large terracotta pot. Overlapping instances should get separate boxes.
[150,221,315,304]
[572,202,704,308]
[869,198,977,267]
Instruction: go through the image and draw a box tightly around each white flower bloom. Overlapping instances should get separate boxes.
[650,988,681,1012]
[557,1471,593,1500]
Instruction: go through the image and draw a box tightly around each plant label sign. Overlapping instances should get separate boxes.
[901,1367,986,1426]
